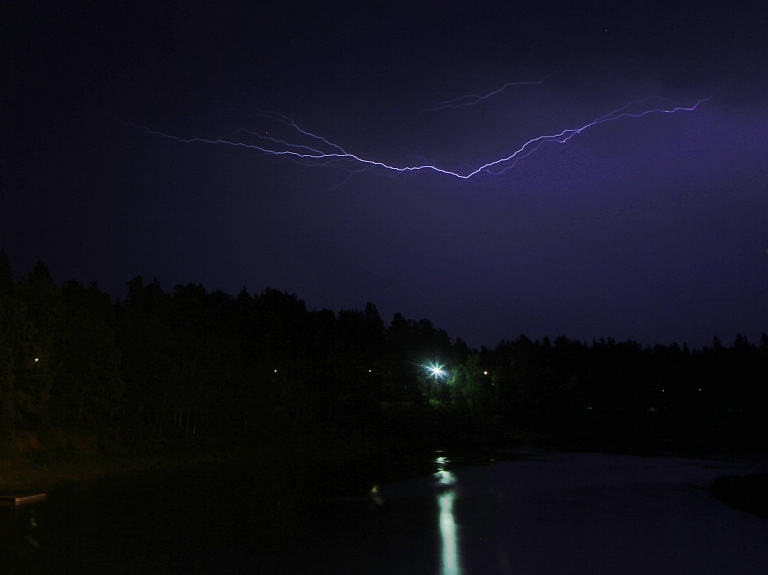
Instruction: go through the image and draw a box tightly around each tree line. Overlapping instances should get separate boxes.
[1,250,766,452]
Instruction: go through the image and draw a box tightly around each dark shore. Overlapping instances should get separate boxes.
[709,473,768,519]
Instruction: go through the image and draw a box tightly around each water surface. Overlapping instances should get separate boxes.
[3,452,767,574]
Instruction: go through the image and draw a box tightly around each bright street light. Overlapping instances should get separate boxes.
[424,362,447,379]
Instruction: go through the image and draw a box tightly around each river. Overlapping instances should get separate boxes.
[2,451,767,574]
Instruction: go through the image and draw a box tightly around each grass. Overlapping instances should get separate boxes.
[0,426,280,491]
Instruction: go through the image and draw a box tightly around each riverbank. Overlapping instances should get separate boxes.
[709,472,768,519]
[0,440,253,492]
[0,426,438,517]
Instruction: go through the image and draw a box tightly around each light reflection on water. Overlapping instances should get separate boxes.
[439,490,459,575]
[5,452,768,574]
[435,453,461,575]
[0,504,44,573]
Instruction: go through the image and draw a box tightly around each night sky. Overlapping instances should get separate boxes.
[3,2,767,349]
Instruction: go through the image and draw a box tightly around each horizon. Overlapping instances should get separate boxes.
[4,252,764,353]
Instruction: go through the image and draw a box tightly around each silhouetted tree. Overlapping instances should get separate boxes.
[448,353,491,414]
[0,250,13,297]
[55,281,122,429]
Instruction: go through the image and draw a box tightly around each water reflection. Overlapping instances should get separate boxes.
[0,504,43,573]
[438,490,459,575]
[5,453,768,574]
[435,454,462,575]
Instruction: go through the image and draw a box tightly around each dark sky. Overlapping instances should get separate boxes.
[3,1,767,349]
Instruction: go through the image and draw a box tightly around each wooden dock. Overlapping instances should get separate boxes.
[0,492,47,506]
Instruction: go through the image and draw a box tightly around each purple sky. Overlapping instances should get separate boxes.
[3,2,767,349]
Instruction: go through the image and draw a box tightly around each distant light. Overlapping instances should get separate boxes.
[34,358,39,362]
[483,371,488,375]
[274,369,278,373]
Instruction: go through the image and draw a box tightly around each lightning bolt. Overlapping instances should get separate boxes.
[127,96,708,181]
[424,70,560,111]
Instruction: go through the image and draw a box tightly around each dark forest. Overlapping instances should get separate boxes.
[2,250,767,464]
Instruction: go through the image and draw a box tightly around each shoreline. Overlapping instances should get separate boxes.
[3,435,767,524]
[709,472,768,519]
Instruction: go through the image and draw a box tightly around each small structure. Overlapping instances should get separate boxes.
[0,491,47,506]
